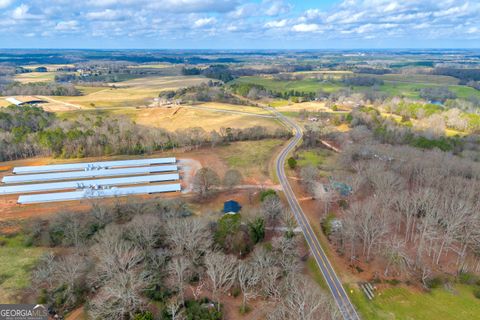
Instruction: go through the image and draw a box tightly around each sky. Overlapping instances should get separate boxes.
[0,0,479,49]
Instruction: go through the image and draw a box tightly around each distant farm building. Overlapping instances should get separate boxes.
[6,96,48,106]
[150,97,182,108]
[223,200,241,215]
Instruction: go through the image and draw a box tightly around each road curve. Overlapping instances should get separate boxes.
[272,108,360,320]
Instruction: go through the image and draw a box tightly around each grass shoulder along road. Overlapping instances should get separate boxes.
[348,283,480,320]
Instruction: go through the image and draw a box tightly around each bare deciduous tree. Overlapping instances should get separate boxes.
[193,167,220,199]
[169,256,191,305]
[276,275,338,320]
[165,217,212,263]
[204,251,237,310]
[223,169,242,190]
[237,260,260,310]
[261,194,284,225]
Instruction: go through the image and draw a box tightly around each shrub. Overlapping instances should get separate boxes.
[260,189,277,202]
[231,286,241,298]
[459,272,479,285]
[133,311,154,320]
[426,276,445,289]
[287,157,297,169]
[321,213,336,237]
[239,305,251,314]
[473,287,480,299]
[184,298,222,320]
[247,217,265,244]
[385,279,401,286]
[337,199,348,209]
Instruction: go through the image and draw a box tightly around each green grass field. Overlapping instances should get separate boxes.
[296,149,331,168]
[218,139,284,177]
[0,234,45,303]
[348,284,480,320]
[234,75,480,100]
[233,76,343,93]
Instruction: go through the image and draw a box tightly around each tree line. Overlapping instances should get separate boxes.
[0,105,290,161]
[0,82,81,96]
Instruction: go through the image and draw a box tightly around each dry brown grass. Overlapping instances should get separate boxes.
[53,76,209,108]
[13,72,56,83]
[134,106,280,131]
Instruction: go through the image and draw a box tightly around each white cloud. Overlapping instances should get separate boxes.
[264,19,287,28]
[55,20,79,31]
[264,0,291,16]
[151,0,238,13]
[0,0,13,9]
[12,4,42,20]
[193,17,216,28]
[1,0,480,46]
[86,9,124,20]
[292,23,320,32]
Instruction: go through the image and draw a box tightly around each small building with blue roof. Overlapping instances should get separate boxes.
[223,200,241,215]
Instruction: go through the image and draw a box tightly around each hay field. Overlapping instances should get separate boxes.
[14,72,56,83]
[54,76,208,108]
[134,105,281,131]
[195,102,271,115]
[22,64,75,71]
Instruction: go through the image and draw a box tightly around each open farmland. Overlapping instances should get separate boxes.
[134,105,280,131]
[14,72,56,83]
[53,76,209,109]
[234,74,480,100]
[233,76,344,93]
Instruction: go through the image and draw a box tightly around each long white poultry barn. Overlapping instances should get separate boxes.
[3,165,178,184]
[0,173,180,195]
[13,157,176,174]
[17,184,182,204]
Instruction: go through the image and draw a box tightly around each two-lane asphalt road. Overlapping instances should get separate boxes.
[272,108,360,320]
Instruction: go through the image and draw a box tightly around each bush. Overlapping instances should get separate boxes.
[321,213,336,237]
[247,217,265,244]
[184,298,222,320]
[409,136,454,152]
[473,287,480,299]
[260,189,277,202]
[239,305,251,314]
[385,279,401,286]
[287,157,297,169]
[231,286,241,298]
[459,272,480,285]
[426,276,445,289]
[133,311,154,320]
[337,199,348,209]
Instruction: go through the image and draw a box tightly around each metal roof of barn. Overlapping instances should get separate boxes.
[17,183,181,204]
[13,157,176,174]
[0,173,179,195]
[3,165,178,184]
